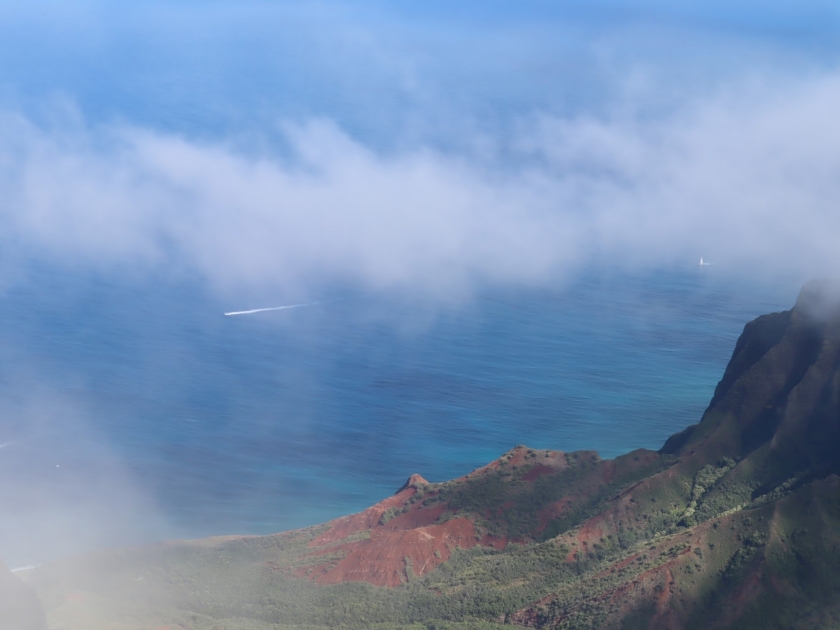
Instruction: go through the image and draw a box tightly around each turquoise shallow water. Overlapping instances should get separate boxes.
[0,266,798,565]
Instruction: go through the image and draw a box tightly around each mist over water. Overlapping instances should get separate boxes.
[0,0,836,573]
[0,266,798,566]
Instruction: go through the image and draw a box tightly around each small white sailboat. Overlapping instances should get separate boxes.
[699,257,711,266]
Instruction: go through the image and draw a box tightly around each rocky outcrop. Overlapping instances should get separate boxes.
[396,473,430,493]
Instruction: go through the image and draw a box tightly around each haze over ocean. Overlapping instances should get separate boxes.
[0,266,798,566]
[0,0,838,566]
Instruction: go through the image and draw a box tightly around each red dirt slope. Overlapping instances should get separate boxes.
[296,471,509,586]
[294,446,658,588]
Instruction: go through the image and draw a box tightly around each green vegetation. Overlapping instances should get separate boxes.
[430,449,666,542]
[26,532,574,630]
[678,458,735,526]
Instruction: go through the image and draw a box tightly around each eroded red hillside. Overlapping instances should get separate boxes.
[294,446,662,587]
[296,471,508,586]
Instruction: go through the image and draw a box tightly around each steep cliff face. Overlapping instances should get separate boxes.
[647,278,840,533]
[22,281,840,630]
[664,278,840,480]
[0,562,48,630]
[513,279,840,629]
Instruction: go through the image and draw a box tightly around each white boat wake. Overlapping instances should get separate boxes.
[11,565,39,573]
[224,301,328,316]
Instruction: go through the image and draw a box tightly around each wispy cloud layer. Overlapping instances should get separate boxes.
[2,72,840,300]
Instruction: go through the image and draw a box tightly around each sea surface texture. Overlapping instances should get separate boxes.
[0,268,796,566]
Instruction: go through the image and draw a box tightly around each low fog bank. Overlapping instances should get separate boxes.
[1,72,840,303]
[0,377,169,567]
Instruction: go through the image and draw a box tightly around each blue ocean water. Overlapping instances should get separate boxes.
[0,265,799,566]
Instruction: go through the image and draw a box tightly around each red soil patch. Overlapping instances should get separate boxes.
[480,533,508,550]
[387,502,448,529]
[298,472,511,587]
[523,464,555,481]
[300,518,481,587]
[455,446,584,484]
[457,446,564,481]
[651,568,675,621]
[310,478,426,547]
[507,446,528,466]
[576,517,605,548]
[397,473,430,492]
[601,460,617,484]
[563,519,606,562]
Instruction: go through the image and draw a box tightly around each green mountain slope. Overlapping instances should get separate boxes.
[19,280,840,630]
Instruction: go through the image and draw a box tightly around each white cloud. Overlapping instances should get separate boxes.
[2,73,840,300]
